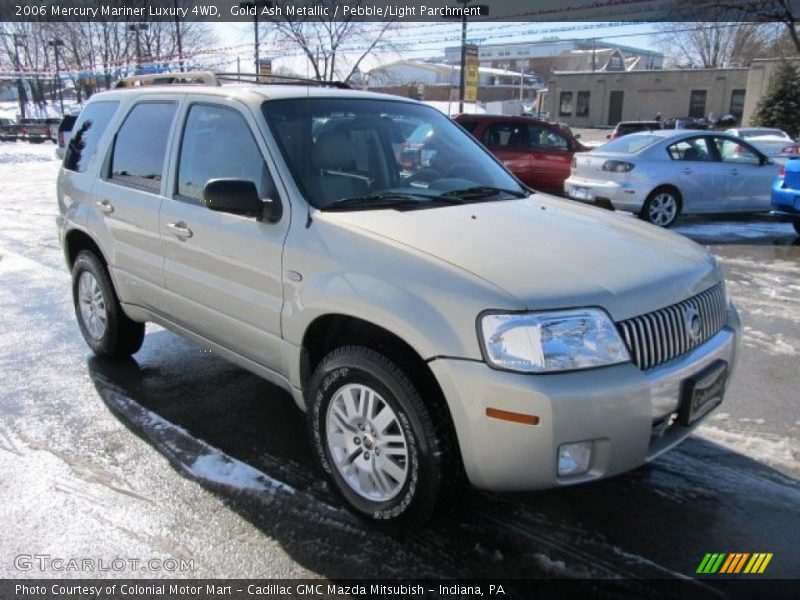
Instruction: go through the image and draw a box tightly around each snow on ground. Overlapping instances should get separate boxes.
[0,140,59,165]
[673,219,796,239]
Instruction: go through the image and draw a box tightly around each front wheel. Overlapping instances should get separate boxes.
[640,188,681,227]
[307,346,454,526]
[71,250,144,359]
[793,221,800,236]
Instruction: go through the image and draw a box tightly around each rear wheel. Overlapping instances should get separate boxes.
[640,187,681,227]
[71,250,144,359]
[307,346,455,526]
[793,221,800,236]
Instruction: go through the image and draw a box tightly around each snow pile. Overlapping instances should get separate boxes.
[697,425,800,473]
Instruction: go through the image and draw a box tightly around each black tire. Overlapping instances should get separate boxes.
[307,345,455,526]
[793,221,800,236]
[640,187,681,228]
[71,250,144,359]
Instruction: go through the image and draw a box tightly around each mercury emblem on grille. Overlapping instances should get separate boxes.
[684,307,702,342]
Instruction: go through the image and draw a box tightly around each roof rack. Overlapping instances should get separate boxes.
[215,72,350,89]
[114,71,219,88]
[112,71,351,90]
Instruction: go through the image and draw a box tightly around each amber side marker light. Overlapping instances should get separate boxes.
[486,407,540,425]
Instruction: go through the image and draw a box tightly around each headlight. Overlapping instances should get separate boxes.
[479,309,630,373]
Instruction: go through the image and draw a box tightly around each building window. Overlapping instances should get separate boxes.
[576,91,590,117]
[559,92,573,117]
[688,90,707,119]
[730,89,746,121]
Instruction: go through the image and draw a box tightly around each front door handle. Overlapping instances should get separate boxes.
[680,168,693,175]
[729,168,739,176]
[96,200,114,214]
[166,221,193,240]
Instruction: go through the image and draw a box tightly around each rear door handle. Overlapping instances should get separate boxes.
[166,221,193,240]
[729,168,739,176]
[680,168,693,175]
[96,200,114,214]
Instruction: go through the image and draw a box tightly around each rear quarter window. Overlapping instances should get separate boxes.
[458,120,479,134]
[64,101,119,173]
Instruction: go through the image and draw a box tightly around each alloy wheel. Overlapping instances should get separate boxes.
[325,383,409,502]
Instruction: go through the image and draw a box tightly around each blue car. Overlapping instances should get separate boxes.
[771,157,800,234]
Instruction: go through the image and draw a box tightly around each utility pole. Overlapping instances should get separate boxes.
[240,1,272,77]
[458,0,469,114]
[174,0,184,71]
[442,0,487,113]
[128,24,148,74]
[48,39,65,115]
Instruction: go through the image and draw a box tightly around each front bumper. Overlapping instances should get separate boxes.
[564,176,646,212]
[430,304,740,491]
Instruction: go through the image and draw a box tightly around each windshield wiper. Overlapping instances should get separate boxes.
[439,186,529,200]
[320,193,464,212]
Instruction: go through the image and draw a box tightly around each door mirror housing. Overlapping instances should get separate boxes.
[203,178,281,222]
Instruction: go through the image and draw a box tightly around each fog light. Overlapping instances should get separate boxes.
[558,441,593,477]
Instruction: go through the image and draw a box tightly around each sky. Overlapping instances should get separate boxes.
[212,21,660,76]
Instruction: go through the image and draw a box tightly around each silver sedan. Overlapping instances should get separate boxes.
[564,130,782,227]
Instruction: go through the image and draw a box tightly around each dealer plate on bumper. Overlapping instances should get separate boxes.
[679,360,727,426]
[569,186,594,201]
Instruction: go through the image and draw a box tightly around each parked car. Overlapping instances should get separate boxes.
[454,114,588,194]
[58,74,740,525]
[565,130,781,227]
[662,117,711,130]
[607,120,661,140]
[724,127,799,159]
[0,117,20,142]
[770,157,800,235]
[56,113,79,160]
[20,117,60,143]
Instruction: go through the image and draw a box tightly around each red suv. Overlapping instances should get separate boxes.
[455,114,587,194]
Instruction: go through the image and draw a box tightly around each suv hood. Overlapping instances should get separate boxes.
[319,196,720,321]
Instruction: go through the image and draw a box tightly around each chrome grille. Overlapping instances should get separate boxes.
[617,283,727,370]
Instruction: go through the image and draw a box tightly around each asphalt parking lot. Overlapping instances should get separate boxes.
[1,144,798,590]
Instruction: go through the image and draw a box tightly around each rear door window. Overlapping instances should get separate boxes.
[483,122,529,148]
[110,102,177,192]
[64,102,118,173]
[667,137,715,161]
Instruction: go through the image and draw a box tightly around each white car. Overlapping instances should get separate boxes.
[565,130,781,227]
[725,127,799,158]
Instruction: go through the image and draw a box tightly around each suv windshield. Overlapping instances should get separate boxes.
[264,98,526,210]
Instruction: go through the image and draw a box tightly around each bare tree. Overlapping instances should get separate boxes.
[714,0,800,55]
[656,22,783,68]
[264,0,401,82]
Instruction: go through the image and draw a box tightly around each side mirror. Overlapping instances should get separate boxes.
[574,133,582,139]
[606,134,612,139]
[203,178,281,223]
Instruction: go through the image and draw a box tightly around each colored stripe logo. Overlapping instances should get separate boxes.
[696,553,773,574]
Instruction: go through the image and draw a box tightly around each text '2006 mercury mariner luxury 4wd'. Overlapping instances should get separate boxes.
[57,72,740,525]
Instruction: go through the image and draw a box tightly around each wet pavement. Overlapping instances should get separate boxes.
[1,145,798,588]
